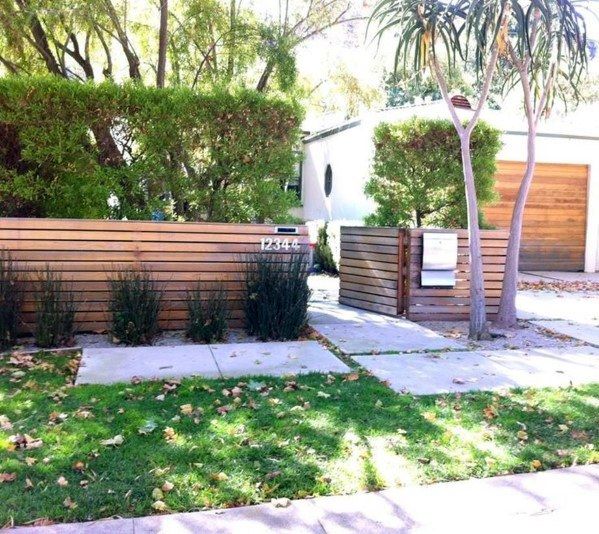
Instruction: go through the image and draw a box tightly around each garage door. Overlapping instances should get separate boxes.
[484,161,588,271]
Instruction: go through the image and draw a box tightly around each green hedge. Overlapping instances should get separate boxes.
[365,117,501,228]
[0,76,303,222]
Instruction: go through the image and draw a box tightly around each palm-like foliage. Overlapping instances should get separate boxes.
[497,0,588,115]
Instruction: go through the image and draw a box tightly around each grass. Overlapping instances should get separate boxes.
[0,351,597,527]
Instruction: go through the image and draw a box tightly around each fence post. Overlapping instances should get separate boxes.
[397,229,405,315]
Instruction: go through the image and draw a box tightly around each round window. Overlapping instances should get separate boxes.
[324,164,333,197]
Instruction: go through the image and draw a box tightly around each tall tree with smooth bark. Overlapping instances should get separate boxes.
[157,0,168,87]
[370,0,511,339]
[493,0,587,326]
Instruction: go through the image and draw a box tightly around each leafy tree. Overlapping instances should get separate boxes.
[365,118,500,228]
[370,0,511,339]
[493,0,588,326]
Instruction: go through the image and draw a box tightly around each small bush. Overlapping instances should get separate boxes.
[244,252,310,340]
[34,267,76,348]
[0,250,21,350]
[187,282,229,343]
[109,268,162,345]
[314,223,338,274]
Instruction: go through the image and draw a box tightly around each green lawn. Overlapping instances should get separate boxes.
[0,351,597,527]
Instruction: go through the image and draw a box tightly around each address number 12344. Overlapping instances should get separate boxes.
[260,238,301,251]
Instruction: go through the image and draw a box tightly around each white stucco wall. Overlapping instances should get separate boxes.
[300,104,599,272]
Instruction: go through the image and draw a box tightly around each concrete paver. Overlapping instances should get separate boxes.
[532,320,599,347]
[355,346,599,395]
[75,345,220,385]
[354,351,518,394]
[15,466,599,534]
[210,340,350,377]
[309,302,464,354]
[517,291,599,323]
[76,341,349,385]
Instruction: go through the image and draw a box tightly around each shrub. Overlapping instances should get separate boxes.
[0,250,21,350]
[187,283,229,343]
[365,117,501,228]
[0,76,303,223]
[34,267,76,348]
[109,268,162,345]
[244,252,310,341]
[314,223,338,275]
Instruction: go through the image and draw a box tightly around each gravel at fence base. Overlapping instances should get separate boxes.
[420,320,586,351]
[13,329,258,352]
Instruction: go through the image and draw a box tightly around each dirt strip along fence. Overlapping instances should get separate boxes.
[339,227,509,321]
[0,218,310,333]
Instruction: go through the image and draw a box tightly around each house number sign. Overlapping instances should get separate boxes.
[260,237,301,251]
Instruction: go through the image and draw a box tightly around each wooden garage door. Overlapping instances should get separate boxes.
[484,161,588,271]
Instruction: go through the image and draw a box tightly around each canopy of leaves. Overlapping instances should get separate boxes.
[365,117,501,228]
[0,76,303,222]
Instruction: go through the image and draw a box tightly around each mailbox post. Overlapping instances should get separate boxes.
[420,232,458,288]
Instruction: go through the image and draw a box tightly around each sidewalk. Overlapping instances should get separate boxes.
[14,465,599,533]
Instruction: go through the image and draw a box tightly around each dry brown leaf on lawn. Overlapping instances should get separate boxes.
[163,427,178,442]
[152,500,168,512]
[0,472,16,483]
[161,481,174,492]
[100,435,124,447]
[483,405,498,420]
[63,496,77,510]
[56,476,68,487]
[344,373,360,382]
[180,404,193,415]
[0,415,12,430]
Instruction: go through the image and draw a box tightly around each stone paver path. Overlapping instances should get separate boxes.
[16,465,599,533]
[76,341,349,385]
[355,346,599,395]
[532,320,599,347]
[309,301,464,354]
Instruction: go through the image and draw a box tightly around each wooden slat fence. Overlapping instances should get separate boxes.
[339,226,404,316]
[339,226,509,321]
[406,228,509,321]
[0,218,309,334]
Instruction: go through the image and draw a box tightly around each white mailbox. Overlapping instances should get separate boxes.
[421,232,458,287]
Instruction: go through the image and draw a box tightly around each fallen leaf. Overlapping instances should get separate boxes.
[163,427,177,442]
[57,476,68,487]
[100,435,124,447]
[272,497,291,508]
[138,420,158,435]
[0,415,12,430]
[517,430,528,441]
[180,404,193,415]
[152,487,164,500]
[0,472,16,483]
[152,500,167,512]
[63,496,77,510]
[531,459,542,470]
[423,411,437,422]
[344,373,360,382]
[161,481,174,493]
[317,391,331,399]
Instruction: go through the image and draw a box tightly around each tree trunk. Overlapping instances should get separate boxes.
[460,135,489,339]
[256,61,274,92]
[156,0,168,88]
[496,124,537,326]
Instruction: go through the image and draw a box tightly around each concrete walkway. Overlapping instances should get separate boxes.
[309,301,464,354]
[15,465,599,533]
[76,341,350,385]
[354,346,599,395]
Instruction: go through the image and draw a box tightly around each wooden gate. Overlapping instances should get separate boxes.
[339,227,509,321]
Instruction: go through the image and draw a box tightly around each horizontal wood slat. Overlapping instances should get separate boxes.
[483,161,588,271]
[0,218,309,334]
[339,226,509,322]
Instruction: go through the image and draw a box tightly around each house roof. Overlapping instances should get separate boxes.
[303,100,599,143]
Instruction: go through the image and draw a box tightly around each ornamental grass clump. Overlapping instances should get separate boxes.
[109,268,162,345]
[244,252,310,341]
[187,282,229,343]
[34,267,76,348]
[0,250,22,350]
